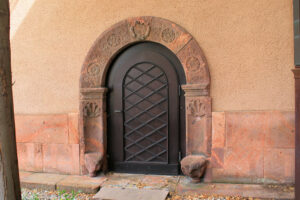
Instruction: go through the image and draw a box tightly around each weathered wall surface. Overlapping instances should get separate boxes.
[16,113,80,174]
[16,111,295,183]
[210,111,295,184]
[11,0,295,183]
[11,0,294,114]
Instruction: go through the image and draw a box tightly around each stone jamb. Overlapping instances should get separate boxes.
[79,88,108,175]
[293,67,300,198]
[182,84,212,156]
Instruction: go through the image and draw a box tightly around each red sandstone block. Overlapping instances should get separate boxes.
[264,111,295,148]
[17,143,43,172]
[264,148,295,183]
[211,147,224,168]
[222,147,264,179]
[68,113,79,144]
[212,112,225,148]
[15,114,69,144]
[213,111,294,183]
[226,112,266,149]
[43,144,80,175]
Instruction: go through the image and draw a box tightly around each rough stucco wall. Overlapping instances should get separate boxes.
[11,0,294,114]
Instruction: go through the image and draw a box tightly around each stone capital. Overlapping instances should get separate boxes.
[80,87,108,100]
[181,83,209,97]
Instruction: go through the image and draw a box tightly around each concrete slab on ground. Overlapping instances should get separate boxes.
[102,173,179,192]
[101,173,145,189]
[93,187,169,200]
[57,175,107,193]
[21,173,67,190]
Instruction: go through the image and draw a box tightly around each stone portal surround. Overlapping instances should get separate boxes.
[79,16,212,176]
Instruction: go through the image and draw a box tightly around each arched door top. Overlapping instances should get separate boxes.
[80,16,210,89]
[107,43,182,175]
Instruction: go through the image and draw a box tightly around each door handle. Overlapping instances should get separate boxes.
[114,110,123,113]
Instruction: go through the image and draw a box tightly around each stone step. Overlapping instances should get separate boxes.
[93,187,169,200]
[20,171,107,193]
[57,175,108,193]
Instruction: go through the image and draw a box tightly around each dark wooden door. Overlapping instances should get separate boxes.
[107,42,184,175]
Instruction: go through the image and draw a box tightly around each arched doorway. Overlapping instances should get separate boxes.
[106,42,186,174]
[79,16,211,177]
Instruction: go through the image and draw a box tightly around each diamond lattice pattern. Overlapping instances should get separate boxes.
[123,63,168,163]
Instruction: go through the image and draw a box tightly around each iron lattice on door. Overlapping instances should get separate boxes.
[123,63,169,163]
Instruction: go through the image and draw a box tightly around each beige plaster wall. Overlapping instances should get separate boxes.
[9,0,19,11]
[11,0,294,114]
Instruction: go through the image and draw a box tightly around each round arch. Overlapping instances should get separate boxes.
[79,16,212,178]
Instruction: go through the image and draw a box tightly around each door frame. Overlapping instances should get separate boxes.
[79,16,211,176]
[106,42,186,174]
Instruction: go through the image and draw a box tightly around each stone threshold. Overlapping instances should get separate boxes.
[19,171,295,199]
[20,171,107,193]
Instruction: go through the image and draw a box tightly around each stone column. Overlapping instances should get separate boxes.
[180,83,211,182]
[80,87,107,176]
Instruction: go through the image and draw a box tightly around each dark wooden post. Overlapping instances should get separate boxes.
[0,0,21,199]
[294,0,300,199]
[293,69,300,200]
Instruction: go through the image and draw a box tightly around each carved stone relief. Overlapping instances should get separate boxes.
[107,34,121,47]
[161,28,175,43]
[83,62,103,87]
[130,20,151,40]
[188,99,206,124]
[186,56,200,71]
[99,22,130,58]
[83,102,101,118]
[176,38,209,84]
[186,56,206,83]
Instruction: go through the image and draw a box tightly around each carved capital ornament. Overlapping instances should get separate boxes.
[130,20,151,40]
